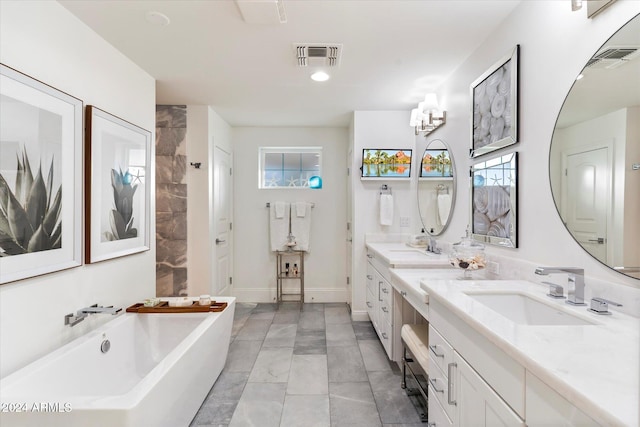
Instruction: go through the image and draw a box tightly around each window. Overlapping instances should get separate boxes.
[259,147,322,189]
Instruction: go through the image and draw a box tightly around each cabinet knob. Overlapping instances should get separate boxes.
[381,288,389,294]
[367,275,373,280]
[428,378,444,393]
[381,306,388,313]
[367,254,374,259]
[366,302,372,308]
[429,344,444,358]
[401,291,407,297]
[381,332,388,339]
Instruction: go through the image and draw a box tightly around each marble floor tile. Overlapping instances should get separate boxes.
[326,323,357,347]
[248,347,293,383]
[298,311,326,330]
[272,310,301,324]
[352,321,378,340]
[327,345,368,383]
[302,303,325,312]
[325,305,352,324]
[252,303,278,313]
[229,383,286,427]
[249,311,276,322]
[280,395,330,427]
[329,382,381,427]
[358,340,392,372]
[293,329,327,355]
[225,340,263,372]
[235,318,271,341]
[205,371,250,401]
[191,399,238,426]
[263,324,297,348]
[287,354,328,395]
[368,371,422,425]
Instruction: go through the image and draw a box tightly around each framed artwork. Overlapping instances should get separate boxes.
[471,152,518,248]
[470,45,519,158]
[361,148,412,179]
[0,64,83,284]
[86,106,151,263]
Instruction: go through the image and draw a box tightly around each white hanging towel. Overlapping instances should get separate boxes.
[437,193,452,226]
[270,202,290,251]
[379,194,394,226]
[291,202,312,252]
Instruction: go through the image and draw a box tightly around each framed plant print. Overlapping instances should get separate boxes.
[470,45,519,158]
[0,64,83,284]
[86,106,151,263]
[470,152,518,248]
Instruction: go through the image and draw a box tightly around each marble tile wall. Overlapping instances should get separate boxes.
[156,105,188,296]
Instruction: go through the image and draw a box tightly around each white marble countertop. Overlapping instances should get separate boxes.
[421,278,639,427]
[389,268,471,306]
[366,242,452,268]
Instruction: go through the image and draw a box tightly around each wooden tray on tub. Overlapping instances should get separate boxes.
[126,301,227,313]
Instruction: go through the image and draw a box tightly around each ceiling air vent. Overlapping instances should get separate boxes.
[586,46,640,69]
[294,43,342,67]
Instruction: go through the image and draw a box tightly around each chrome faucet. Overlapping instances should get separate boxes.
[64,304,122,327]
[427,238,441,254]
[535,267,586,306]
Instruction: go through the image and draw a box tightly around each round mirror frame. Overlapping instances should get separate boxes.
[417,138,456,236]
[548,14,640,280]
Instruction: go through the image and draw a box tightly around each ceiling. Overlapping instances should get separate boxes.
[60,0,522,128]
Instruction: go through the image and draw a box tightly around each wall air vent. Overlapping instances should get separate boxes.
[294,43,342,67]
[586,46,640,69]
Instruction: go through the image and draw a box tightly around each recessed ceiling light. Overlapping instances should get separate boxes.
[311,71,330,82]
[145,11,171,26]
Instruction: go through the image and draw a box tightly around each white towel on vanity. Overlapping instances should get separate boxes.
[291,202,312,252]
[380,194,394,226]
[270,202,290,251]
[437,193,452,226]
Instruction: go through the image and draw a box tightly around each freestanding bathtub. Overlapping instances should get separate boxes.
[0,297,235,427]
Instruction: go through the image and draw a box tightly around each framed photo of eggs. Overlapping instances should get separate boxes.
[470,45,519,158]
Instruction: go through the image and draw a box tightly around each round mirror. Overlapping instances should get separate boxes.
[550,14,640,280]
[417,139,456,235]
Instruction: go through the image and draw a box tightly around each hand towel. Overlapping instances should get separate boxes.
[291,202,312,252]
[437,193,452,226]
[275,201,286,219]
[295,201,307,218]
[379,194,393,226]
[270,202,290,251]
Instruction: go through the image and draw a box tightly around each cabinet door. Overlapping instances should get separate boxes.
[454,352,525,427]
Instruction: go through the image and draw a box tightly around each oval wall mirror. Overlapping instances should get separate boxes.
[417,139,456,235]
[549,14,640,280]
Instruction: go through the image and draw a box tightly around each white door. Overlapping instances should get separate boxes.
[213,145,232,295]
[346,148,353,308]
[454,353,525,427]
[563,147,609,263]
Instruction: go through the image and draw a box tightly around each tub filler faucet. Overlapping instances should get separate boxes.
[64,304,122,327]
[535,267,586,306]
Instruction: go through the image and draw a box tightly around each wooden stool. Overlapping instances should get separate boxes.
[401,323,430,422]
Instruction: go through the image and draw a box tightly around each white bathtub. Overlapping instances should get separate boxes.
[0,297,235,427]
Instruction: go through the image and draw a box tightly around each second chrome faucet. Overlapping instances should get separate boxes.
[535,267,586,306]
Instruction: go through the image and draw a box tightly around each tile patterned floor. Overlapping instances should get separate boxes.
[190,303,424,427]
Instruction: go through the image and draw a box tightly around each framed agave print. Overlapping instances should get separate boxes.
[0,64,83,284]
[470,45,519,158]
[86,106,151,263]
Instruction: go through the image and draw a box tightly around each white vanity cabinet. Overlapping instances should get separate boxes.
[428,298,525,427]
[365,250,394,358]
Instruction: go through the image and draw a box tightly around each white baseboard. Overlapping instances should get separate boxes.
[233,287,349,304]
[351,310,370,322]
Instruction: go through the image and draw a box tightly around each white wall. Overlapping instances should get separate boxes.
[431,0,640,289]
[233,127,348,302]
[187,105,233,297]
[350,111,418,319]
[0,1,155,377]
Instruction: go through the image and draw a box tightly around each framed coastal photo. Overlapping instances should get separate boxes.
[470,45,519,158]
[470,152,518,248]
[361,148,412,179]
[86,106,151,263]
[0,64,83,284]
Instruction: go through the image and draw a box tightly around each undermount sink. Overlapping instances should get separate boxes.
[388,249,441,257]
[465,291,596,326]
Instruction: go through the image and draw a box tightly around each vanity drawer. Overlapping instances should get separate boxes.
[379,279,392,305]
[428,384,453,427]
[366,262,376,294]
[379,317,392,357]
[428,363,455,422]
[428,324,454,375]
